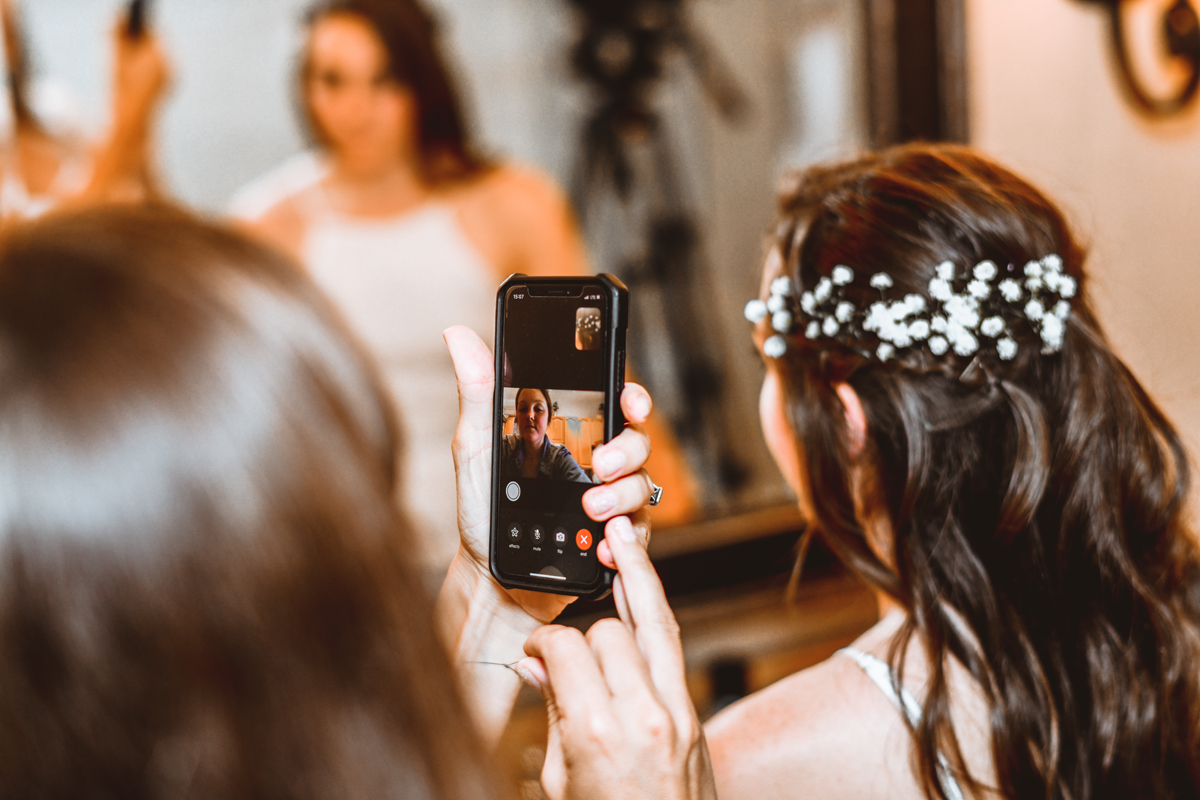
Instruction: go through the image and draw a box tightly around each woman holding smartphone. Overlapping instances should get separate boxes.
[510,144,1200,800]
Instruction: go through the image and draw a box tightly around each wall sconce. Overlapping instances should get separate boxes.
[1076,0,1200,117]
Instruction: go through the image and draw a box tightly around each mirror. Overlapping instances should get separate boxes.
[18,0,959,551]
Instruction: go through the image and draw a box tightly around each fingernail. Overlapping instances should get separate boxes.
[633,395,651,419]
[612,515,636,542]
[586,489,615,516]
[592,448,625,478]
[513,664,542,692]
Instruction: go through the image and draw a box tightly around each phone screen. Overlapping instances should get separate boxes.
[492,281,618,590]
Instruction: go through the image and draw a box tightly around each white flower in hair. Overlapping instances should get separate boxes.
[980,316,1005,337]
[763,335,788,358]
[1043,271,1061,292]
[1024,260,1044,278]
[929,335,949,356]
[998,279,1022,302]
[909,319,931,340]
[771,276,794,296]
[936,261,956,280]
[1042,254,1063,272]
[1025,276,1044,292]
[997,338,1018,360]
[884,320,913,347]
[929,278,953,301]
[744,299,768,323]
[822,316,840,337]
[1058,275,1077,298]
[814,277,833,302]
[951,329,979,356]
[1025,299,1045,320]
[973,260,998,281]
[968,279,990,300]
[931,314,949,333]
[805,321,821,339]
[772,311,793,332]
[904,294,927,314]
[862,302,889,333]
[767,294,786,313]
[800,292,817,315]
[876,343,896,361]
[832,265,854,286]
[870,272,894,290]
[1053,300,1071,320]
[945,295,981,329]
[1040,315,1065,350]
[836,301,855,323]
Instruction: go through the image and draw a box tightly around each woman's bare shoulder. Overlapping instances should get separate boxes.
[450,163,585,276]
[241,192,312,263]
[705,646,926,800]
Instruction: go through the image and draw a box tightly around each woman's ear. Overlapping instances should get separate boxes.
[834,382,867,456]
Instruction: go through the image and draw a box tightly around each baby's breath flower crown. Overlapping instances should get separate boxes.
[745,255,1076,365]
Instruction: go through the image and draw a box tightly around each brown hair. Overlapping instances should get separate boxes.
[770,143,1200,799]
[300,0,490,183]
[0,206,499,800]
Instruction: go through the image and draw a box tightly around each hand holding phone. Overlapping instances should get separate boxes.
[490,275,632,597]
[443,324,653,623]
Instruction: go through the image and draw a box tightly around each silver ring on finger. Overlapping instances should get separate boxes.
[648,480,664,506]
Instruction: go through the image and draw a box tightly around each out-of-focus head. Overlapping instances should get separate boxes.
[754,142,1199,800]
[0,206,495,799]
[515,388,551,447]
[300,0,484,181]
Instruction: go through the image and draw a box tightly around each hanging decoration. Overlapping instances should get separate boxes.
[1077,0,1200,117]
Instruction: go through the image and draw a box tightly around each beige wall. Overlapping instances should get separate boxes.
[968,0,1200,511]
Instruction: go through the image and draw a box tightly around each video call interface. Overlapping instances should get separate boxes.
[496,285,610,586]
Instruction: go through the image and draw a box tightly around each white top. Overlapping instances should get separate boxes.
[231,157,497,572]
[839,647,966,800]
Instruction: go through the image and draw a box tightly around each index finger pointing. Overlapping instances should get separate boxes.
[604,520,691,714]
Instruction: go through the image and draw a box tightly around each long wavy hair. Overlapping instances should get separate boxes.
[300,0,490,182]
[0,206,499,800]
[769,143,1200,799]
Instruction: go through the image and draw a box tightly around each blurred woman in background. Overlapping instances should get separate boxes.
[233,0,589,571]
[0,206,497,798]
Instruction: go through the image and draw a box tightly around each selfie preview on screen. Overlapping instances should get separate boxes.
[493,284,615,588]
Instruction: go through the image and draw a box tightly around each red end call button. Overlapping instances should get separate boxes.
[576,529,593,550]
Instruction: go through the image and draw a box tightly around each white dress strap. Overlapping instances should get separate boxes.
[839,647,966,800]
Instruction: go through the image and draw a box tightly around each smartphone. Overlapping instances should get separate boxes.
[490,274,628,598]
[126,0,150,38]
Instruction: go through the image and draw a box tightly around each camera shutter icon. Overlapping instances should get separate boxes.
[555,530,566,543]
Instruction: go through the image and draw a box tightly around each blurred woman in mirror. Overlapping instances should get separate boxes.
[0,0,169,215]
[515,143,1200,800]
[0,205,499,798]
[232,0,589,571]
[233,0,693,570]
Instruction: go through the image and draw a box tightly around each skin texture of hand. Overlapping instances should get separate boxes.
[442,324,655,623]
[517,519,716,800]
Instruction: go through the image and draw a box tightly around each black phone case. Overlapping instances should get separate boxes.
[489,273,628,599]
